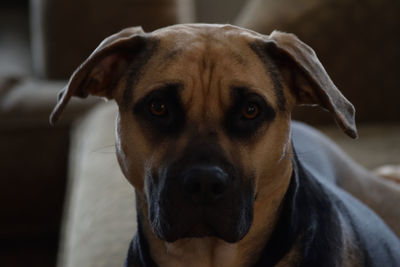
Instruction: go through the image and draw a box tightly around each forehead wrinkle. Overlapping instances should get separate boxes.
[201,48,229,122]
[197,44,248,123]
[181,60,222,127]
[162,47,183,61]
[160,35,249,125]
[178,66,204,123]
[178,40,212,121]
[232,52,247,66]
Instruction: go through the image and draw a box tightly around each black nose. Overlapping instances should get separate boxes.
[180,165,229,204]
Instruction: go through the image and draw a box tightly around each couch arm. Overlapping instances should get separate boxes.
[57,103,136,267]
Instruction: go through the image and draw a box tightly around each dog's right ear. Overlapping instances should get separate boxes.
[50,26,153,125]
[251,31,357,139]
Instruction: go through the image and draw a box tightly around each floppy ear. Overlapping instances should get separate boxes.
[256,31,358,139]
[49,26,153,125]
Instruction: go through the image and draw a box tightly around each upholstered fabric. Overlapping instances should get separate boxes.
[57,103,136,267]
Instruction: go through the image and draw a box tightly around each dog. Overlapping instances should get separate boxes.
[50,24,400,266]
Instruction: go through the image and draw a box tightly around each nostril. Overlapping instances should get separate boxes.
[211,180,226,196]
[184,179,201,195]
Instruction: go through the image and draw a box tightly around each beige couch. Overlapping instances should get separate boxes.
[58,103,135,267]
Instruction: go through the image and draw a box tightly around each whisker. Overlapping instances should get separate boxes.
[91,144,116,154]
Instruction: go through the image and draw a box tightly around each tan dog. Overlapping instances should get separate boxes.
[51,24,400,267]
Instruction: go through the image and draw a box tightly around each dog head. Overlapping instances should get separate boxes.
[51,24,357,243]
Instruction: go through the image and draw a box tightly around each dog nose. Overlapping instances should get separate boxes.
[181,165,229,204]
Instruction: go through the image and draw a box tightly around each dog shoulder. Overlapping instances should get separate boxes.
[302,158,400,266]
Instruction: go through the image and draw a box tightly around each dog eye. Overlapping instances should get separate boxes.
[224,87,276,139]
[150,99,168,116]
[242,102,260,120]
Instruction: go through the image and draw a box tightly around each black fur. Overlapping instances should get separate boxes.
[124,193,157,267]
[125,140,400,266]
[249,42,286,112]
[224,86,276,140]
[254,149,343,267]
[146,140,255,243]
[122,39,160,108]
[133,83,185,139]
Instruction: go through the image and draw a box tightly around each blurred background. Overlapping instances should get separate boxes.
[0,0,399,266]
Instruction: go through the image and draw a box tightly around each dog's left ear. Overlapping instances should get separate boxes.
[50,26,154,125]
[255,31,358,139]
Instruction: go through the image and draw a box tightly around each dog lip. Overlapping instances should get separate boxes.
[158,211,221,242]
[185,223,215,237]
[162,223,215,243]
[159,214,248,243]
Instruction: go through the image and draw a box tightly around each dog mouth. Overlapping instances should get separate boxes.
[148,180,255,243]
[146,141,255,243]
[152,208,253,243]
[180,222,216,239]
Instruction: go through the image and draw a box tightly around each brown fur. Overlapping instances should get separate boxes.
[51,24,363,266]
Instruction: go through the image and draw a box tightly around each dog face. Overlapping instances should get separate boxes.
[115,25,295,243]
[50,24,357,243]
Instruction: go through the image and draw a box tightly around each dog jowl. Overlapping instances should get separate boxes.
[49,24,400,266]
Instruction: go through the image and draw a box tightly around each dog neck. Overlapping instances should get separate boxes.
[134,156,294,267]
